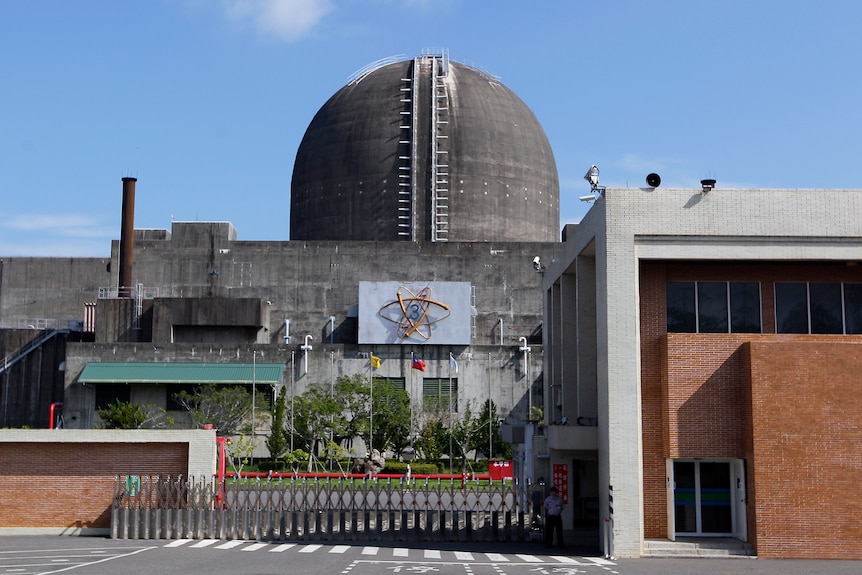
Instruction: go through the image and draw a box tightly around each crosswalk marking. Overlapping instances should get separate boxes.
[516,554,542,562]
[159,539,615,566]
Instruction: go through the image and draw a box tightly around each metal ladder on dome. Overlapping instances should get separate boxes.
[396,59,418,240]
[430,53,450,242]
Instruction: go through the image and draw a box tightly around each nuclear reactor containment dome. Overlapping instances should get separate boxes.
[290,54,559,243]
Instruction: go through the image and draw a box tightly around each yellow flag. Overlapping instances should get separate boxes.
[371,355,381,369]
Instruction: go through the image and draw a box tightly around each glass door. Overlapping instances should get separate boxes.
[673,460,733,535]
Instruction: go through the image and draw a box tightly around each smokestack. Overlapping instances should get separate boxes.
[118,177,136,297]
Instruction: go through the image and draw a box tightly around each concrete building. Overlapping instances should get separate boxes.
[541,182,862,559]
[0,53,558,484]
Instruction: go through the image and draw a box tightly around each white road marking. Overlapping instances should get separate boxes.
[516,554,542,562]
[329,545,351,554]
[215,540,246,549]
[268,543,297,552]
[241,543,269,551]
[485,553,508,562]
[361,546,379,555]
[393,548,409,557]
[585,556,615,565]
[190,539,220,548]
[299,544,323,553]
[454,551,473,561]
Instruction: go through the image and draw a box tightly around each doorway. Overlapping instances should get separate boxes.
[671,460,735,536]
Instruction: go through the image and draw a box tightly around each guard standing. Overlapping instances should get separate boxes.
[543,485,565,548]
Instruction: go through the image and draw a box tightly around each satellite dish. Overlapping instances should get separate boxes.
[646,173,661,188]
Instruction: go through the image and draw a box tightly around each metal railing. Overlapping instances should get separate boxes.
[112,475,532,543]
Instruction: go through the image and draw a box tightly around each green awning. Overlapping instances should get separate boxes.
[78,362,283,385]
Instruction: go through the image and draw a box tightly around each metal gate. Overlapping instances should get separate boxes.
[112,475,532,542]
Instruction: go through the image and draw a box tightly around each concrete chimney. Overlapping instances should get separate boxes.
[118,177,136,297]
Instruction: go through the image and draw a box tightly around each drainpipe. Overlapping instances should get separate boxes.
[49,402,63,429]
[301,335,313,375]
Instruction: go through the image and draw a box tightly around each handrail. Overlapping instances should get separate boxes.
[347,54,407,85]
[0,329,61,377]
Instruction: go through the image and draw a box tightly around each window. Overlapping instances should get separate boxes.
[776,282,860,334]
[95,384,131,410]
[844,284,862,334]
[422,378,458,412]
[667,281,761,334]
[667,282,696,332]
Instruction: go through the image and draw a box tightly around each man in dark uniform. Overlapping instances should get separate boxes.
[543,485,565,547]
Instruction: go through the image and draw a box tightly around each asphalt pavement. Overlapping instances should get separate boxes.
[1,536,860,575]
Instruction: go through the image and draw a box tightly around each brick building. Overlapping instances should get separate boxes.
[541,184,862,558]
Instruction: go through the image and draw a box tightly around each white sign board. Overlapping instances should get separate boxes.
[358,281,472,344]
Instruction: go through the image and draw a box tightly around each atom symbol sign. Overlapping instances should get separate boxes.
[378,285,451,341]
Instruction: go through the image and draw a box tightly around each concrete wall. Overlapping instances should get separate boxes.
[0,429,216,534]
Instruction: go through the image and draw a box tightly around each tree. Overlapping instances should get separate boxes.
[288,382,340,460]
[450,402,480,472]
[97,400,173,429]
[266,386,289,459]
[172,385,265,436]
[415,416,449,463]
[369,378,411,455]
[472,399,512,460]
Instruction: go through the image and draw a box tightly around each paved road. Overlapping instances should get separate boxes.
[1,537,860,575]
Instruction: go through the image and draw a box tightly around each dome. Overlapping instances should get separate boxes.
[290,54,559,242]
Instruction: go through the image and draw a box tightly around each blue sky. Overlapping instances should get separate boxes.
[1,0,860,256]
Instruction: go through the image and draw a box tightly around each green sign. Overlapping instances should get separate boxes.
[125,475,141,497]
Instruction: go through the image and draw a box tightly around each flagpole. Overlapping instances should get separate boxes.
[410,352,414,449]
[369,353,373,456]
[448,351,453,471]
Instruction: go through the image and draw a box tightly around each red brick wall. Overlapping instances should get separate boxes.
[0,442,188,529]
[640,261,862,557]
[747,341,862,559]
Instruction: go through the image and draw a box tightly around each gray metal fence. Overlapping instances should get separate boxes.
[111,475,533,543]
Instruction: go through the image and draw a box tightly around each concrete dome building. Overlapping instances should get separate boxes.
[291,53,559,243]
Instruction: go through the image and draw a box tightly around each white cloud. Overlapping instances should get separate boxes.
[223,0,333,41]
[3,214,114,238]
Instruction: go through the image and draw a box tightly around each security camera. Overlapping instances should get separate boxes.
[533,256,542,271]
[580,195,596,202]
[584,165,600,189]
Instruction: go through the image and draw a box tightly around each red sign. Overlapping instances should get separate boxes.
[488,460,514,480]
[553,463,569,504]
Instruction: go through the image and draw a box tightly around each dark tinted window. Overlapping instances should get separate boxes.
[845,284,862,334]
[667,282,696,333]
[809,283,843,334]
[698,282,728,333]
[730,282,761,333]
[775,283,809,334]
